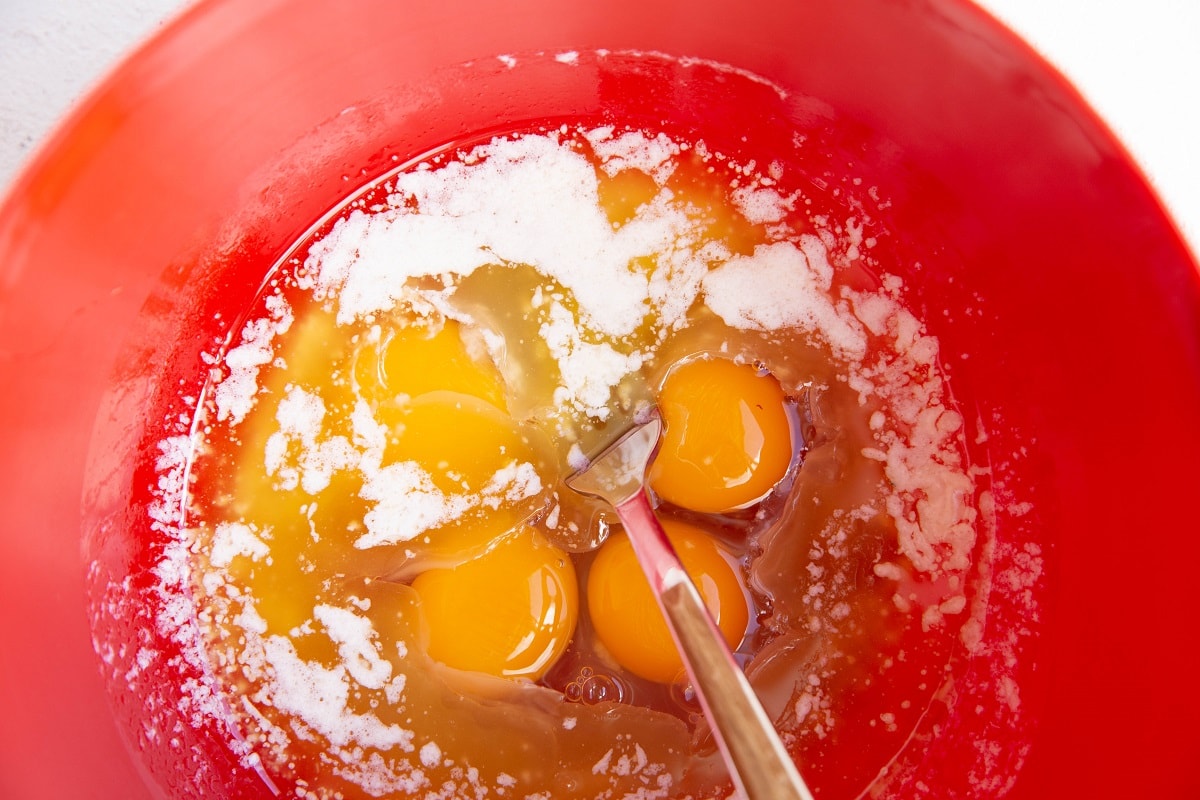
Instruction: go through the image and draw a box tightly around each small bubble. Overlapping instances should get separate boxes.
[564,667,627,705]
[581,673,623,704]
[669,681,702,715]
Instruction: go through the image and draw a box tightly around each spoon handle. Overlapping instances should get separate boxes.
[614,490,815,800]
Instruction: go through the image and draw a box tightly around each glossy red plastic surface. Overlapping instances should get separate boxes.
[1,0,1197,797]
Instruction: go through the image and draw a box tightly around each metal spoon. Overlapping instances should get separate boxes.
[566,414,815,800]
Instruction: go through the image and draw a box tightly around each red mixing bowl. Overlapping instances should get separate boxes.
[1,0,1197,797]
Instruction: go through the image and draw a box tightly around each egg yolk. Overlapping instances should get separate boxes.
[382,390,552,567]
[355,318,507,411]
[411,525,578,681]
[648,357,793,513]
[587,517,750,684]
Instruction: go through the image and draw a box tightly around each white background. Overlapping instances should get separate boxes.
[1,0,1198,253]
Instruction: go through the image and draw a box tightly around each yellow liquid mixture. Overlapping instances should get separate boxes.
[186,126,981,799]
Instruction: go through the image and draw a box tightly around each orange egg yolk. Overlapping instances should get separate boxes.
[649,357,793,513]
[411,525,578,681]
[354,318,507,411]
[586,517,750,684]
[382,390,552,567]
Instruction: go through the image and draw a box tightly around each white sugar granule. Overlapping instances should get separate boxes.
[106,431,277,790]
[263,431,288,475]
[845,218,865,261]
[234,601,269,638]
[872,562,904,581]
[846,282,980,577]
[350,397,389,454]
[997,674,1021,713]
[567,443,588,471]
[877,409,976,575]
[330,749,429,797]
[881,439,976,574]
[592,749,613,775]
[384,672,407,705]
[940,595,968,615]
[611,744,649,777]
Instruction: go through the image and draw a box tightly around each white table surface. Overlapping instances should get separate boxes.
[2,0,1198,253]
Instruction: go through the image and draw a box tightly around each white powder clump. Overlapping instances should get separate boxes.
[276,385,326,437]
[851,291,896,336]
[356,462,472,548]
[586,129,680,184]
[480,461,544,508]
[646,240,730,333]
[214,294,294,424]
[308,135,652,339]
[732,185,791,225]
[872,561,905,581]
[296,437,357,495]
[301,132,733,417]
[419,741,442,768]
[940,595,967,615]
[540,300,645,419]
[313,604,393,690]
[880,438,976,574]
[355,459,543,549]
[849,289,980,576]
[350,398,389,453]
[702,239,867,359]
[258,634,414,752]
[266,385,358,495]
[208,522,269,568]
